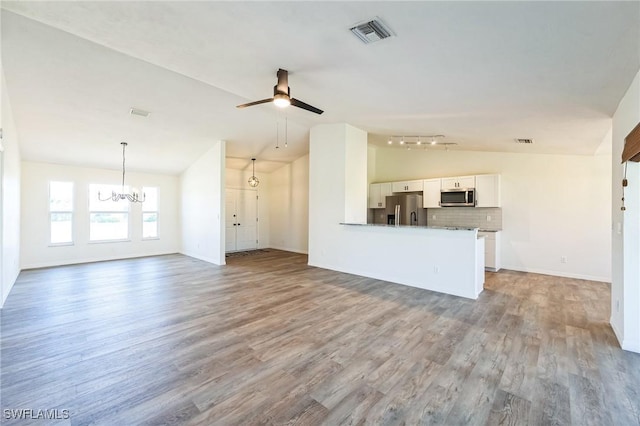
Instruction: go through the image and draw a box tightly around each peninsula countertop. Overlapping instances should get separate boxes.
[340,222,478,231]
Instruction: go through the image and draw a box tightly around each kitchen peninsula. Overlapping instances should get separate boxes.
[309,123,486,301]
[338,223,485,299]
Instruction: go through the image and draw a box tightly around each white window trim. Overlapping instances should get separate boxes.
[141,187,159,240]
[49,182,74,246]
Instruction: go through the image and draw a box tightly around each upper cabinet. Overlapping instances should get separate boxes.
[441,175,476,190]
[368,174,501,209]
[476,174,501,207]
[392,179,423,193]
[423,179,441,208]
[369,182,392,208]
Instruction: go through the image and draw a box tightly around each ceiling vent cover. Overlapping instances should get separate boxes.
[130,107,150,118]
[350,18,393,44]
[515,138,534,144]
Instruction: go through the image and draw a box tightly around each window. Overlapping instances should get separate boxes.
[49,181,73,244]
[142,187,158,239]
[89,184,129,241]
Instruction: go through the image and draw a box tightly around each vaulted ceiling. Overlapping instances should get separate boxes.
[2,2,638,174]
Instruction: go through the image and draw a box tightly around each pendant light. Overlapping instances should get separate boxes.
[248,158,259,187]
[98,142,145,203]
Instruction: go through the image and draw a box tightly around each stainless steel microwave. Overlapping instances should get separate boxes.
[440,188,476,207]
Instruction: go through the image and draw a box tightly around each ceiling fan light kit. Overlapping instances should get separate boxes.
[237,69,323,114]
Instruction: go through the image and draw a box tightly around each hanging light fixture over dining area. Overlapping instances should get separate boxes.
[98,142,145,203]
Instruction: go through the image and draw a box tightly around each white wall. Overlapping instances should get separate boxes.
[180,141,225,265]
[20,161,179,269]
[372,147,612,282]
[226,167,270,249]
[611,68,640,352]
[1,69,22,307]
[268,155,309,253]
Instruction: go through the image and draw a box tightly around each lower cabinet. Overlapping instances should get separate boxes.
[478,231,501,271]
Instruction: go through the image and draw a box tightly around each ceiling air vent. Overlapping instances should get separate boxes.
[515,138,534,144]
[130,107,150,118]
[350,18,393,44]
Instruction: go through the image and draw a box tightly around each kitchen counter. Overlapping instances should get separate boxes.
[341,223,478,232]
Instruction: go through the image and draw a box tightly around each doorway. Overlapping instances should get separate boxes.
[225,188,258,252]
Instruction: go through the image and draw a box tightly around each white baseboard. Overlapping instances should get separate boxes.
[179,251,225,266]
[501,265,611,283]
[610,318,624,347]
[268,246,308,255]
[21,251,180,270]
[622,338,640,353]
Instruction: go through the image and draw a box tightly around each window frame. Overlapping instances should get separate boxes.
[88,184,131,243]
[49,181,74,246]
[141,186,159,240]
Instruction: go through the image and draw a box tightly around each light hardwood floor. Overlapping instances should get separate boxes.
[1,250,639,425]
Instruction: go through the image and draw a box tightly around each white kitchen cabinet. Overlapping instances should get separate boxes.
[369,182,392,208]
[423,178,441,208]
[478,231,501,271]
[476,174,501,207]
[392,179,423,193]
[441,176,476,190]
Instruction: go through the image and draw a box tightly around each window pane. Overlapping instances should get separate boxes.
[142,187,158,211]
[90,213,128,241]
[50,181,73,211]
[142,212,158,238]
[50,212,72,244]
[89,184,130,212]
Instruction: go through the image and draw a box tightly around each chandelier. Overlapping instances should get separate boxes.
[99,142,145,202]
[248,158,259,187]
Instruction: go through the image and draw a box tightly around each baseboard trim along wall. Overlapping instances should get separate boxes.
[21,251,180,270]
[268,246,308,255]
[501,265,611,283]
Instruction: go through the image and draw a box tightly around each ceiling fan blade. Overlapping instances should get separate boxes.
[291,98,324,115]
[276,69,289,94]
[236,98,273,108]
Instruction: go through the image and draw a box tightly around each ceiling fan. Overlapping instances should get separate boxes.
[236,69,323,115]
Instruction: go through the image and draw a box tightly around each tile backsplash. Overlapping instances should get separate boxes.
[426,207,502,231]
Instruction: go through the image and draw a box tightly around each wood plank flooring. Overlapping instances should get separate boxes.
[1,250,639,425]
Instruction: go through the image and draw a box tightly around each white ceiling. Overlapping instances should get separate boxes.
[1,2,639,174]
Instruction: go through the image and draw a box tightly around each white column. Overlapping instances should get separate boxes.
[308,123,367,266]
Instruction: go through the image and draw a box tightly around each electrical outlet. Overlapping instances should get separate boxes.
[486,215,492,222]
[433,266,439,273]
[616,300,620,312]
[432,214,437,220]
[561,256,567,264]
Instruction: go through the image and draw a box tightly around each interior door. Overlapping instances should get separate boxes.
[236,189,258,251]
[225,188,258,252]
[225,189,238,252]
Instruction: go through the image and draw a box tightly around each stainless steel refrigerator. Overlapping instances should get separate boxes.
[385,194,427,226]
